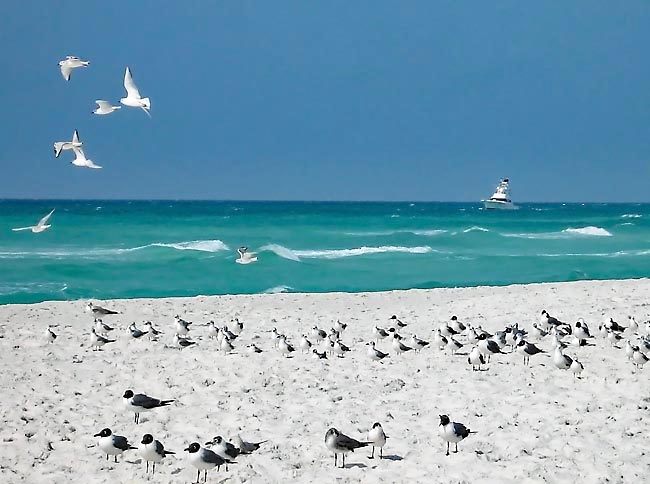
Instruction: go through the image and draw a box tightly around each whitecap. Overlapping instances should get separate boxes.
[621,214,642,218]
[562,226,612,237]
[260,244,434,260]
[345,229,446,237]
[146,240,230,252]
[462,226,490,233]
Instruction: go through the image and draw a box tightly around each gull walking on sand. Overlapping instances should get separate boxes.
[120,67,151,117]
[93,100,121,115]
[94,318,114,335]
[94,428,136,463]
[53,130,82,158]
[325,428,369,468]
[139,434,174,474]
[59,55,89,81]
[123,390,174,424]
[439,415,475,456]
[367,423,387,459]
[12,209,55,233]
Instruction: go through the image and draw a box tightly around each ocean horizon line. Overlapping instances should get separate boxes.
[1,198,648,205]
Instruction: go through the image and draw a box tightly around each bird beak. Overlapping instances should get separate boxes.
[184,447,190,452]
[93,433,101,437]
[204,441,211,446]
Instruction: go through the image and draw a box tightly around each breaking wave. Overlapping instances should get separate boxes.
[260,244,434,261]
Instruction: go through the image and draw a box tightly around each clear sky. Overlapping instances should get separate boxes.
[1,1,649,202]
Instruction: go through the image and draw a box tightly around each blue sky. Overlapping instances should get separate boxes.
[1,1,649,202]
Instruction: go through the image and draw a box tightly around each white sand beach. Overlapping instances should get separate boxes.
[0,279,649,483]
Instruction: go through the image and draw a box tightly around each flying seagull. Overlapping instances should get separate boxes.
[93,100,121,115]
[58,56,89,81]
[71,145,101,169]
[53,130,82,158]
[12,209,55,233]
[120,67,151,117]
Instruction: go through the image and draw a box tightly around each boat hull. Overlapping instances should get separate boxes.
[482,200,518,210]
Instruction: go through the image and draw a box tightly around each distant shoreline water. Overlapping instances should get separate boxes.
[1,200,649,304]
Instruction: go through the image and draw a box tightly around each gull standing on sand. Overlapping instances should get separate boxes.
[325,428,369,468]
[204,436,239,468]
[236,247,258,264]
[139,434,174,474]
[45,325,57,343]
[94,318,114,335]
[93,100,121,115]
[128,322,148,339]
[94,428,136,462]
[477,333,503,361]
[53,130,82,158]
[175,315,192,336]
[246,343,262,353]
[389,315,407,329]
[468,346,485,371]
[90,328,115,350]
[367,423,387,459]
[632,347,649,368]
[570,358,584,379]
[439,415,475,456]
[121,67,151,117]
[311,326,327,343]
[278,336,295,357]
[553,344,573,370]
[173,333,196,349]
[366,341,389,362]
[392,333,413,355]
[409,334,430,352]
[87,302,119,315]
[58,55,89,81]
[373,326,390,343]
[185,442,232,482]
[12,209,55,233]
[516,340,545,366]
[299,335,312,353]
[312,349,328,359]
[232,434,267,454]
[144,321,162,338]
[123,389,174,424]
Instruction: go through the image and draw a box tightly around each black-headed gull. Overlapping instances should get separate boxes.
[139,434,174,474]
[12,209,55,233]
[59,55,89,81]
[236,247,258,264]
[94,428,136,462]
[324,428,369,468]
[367,422,387,459]
[123,389,174,424]
[438,415,475,456]
[185,442,232,482]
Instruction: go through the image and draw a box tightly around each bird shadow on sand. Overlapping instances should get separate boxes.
[380,454,403,461]
[345,463,368,469]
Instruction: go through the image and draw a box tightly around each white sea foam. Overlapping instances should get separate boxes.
[562,226,613,237]
[261,244,434,261]
[504,226,613,239]
[263,285,293,294]
[147,240,230,252]
[462,226,490,233]
[345,229,446,237]
[621,214,642,218]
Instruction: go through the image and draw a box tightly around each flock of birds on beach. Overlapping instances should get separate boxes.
[41,301,650,482]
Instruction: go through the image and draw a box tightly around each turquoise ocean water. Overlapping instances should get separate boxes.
[0,200,648,304]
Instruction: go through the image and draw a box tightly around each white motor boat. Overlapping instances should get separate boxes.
[482,178,518,210]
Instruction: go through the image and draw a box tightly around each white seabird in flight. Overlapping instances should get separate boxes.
[12,209,55,233]
[120,67,151,117]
